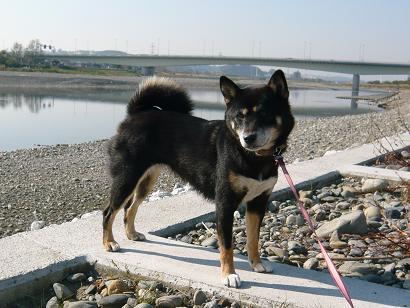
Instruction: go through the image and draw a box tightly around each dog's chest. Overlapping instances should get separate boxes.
[232,173,278,203]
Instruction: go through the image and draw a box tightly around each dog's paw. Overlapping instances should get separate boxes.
[127,231,146,241]
[222,273,241,288]
[104,241,121,252]
[252,260,273,273]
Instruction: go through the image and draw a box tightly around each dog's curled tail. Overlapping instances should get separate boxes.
[127,77,193,115]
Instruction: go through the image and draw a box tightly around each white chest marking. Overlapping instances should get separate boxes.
[234,174,278,203]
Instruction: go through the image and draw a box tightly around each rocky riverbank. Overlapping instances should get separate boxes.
[16,269,242,308]
[0,96,409,238]
[172,176,410,289]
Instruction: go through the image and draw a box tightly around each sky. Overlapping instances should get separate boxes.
[1,0,410,65]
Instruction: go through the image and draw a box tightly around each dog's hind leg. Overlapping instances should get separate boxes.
[103,169,140,252]
[124,165,162,241]
[246,194,273,273]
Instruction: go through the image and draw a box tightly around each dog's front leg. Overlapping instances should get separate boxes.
[216,202,241,288]
[246,194,273,273]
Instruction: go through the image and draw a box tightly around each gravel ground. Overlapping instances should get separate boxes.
[172,176,410,289]
[14,268,245,308]
[0,90,409,238]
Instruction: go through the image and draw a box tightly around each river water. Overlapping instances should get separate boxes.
[0,88,382,151]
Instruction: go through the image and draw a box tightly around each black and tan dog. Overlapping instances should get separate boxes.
[103,70,294,288]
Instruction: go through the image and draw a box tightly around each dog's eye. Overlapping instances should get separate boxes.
[236,112,245,118]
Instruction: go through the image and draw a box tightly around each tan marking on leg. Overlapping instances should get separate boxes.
[218,235,241,287]
[220,244,235,278]
[246,211,262,266]
[246,210,273,273]
[124,165,162,241]
[103,208,120,252]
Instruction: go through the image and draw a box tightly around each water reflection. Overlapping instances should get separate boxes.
[0,87,383,151]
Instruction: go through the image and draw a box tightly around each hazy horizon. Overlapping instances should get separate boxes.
[1,0,410,63]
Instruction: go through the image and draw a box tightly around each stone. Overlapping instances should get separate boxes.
[285,214,296,226]
[201,237,218,248]
[135,304,154,308]
[138,280,159,290]
[97,294,130,307]
[384,207,401,219]
[268,201,280,212]
[361,179,388,193]
[341,186,358,198]
[155,295,183,308]
[336,201,351,210]
[338,261,378,276]
[329,231,347,249]
[233,210,241,219]
[266,246,289,258]
[84,284,97,295]
[316,211,368,238]
[30,220,46,231]
[403,279,410,290]
[65,302,98,308]
[401,150,410,159]
[303,258,319,270]
[179,235,193,244]
[193,290,207,305]
[46,296,59,308]
[126,298,138,307]
[108,279,130,295]
[288,241,307,255]
[321,196,337,203]
[204,300,218,308]
[299,190,312,199]
[231,302,241,308]
[53,283,74,300]
[364,206,381,221]
[66,273,86,283]
[314,210,327,222]
[349,248,363,257]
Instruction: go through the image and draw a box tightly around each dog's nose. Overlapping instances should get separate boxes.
[244,133,257,144]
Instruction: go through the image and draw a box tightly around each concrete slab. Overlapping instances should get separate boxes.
[340,165,410,182]
[1,132,410,307]
[16,214,410,307]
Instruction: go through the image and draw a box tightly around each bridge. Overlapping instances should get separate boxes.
[41,54,410,107]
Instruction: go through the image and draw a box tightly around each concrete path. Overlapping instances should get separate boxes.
[1,133,410,307]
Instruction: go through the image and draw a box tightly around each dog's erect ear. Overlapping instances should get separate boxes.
[268,70,289,99]
[220,76,239,104]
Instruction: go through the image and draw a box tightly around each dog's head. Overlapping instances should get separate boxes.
[220,70,294,156]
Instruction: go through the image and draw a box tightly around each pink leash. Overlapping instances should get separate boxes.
[275,155,354,308]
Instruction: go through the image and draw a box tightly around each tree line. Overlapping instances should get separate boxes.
[0,39,46,68]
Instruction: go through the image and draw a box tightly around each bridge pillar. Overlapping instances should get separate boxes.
[351,74,360,109]
[142,66,155,76]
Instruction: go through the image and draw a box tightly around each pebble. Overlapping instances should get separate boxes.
[338,261,378,276]
[46,296,59,308]
[303,258,319,270]
[384,207,401,219]
[135,304,154,308]
[30,220,46,231]
[364,206,381,221]
[66,273,87,283]
[403,279,410,290]
[329,231,347,249]
[316,210,368,238]
[361,179,388,193]
[288,241,307,255]
[65,302,98,308]
[97,294,130,307]
[193,290,207,305]
[53,282,74,300]
[107,279,130,295]
[201,237,218,248]
[155,295,183,308]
